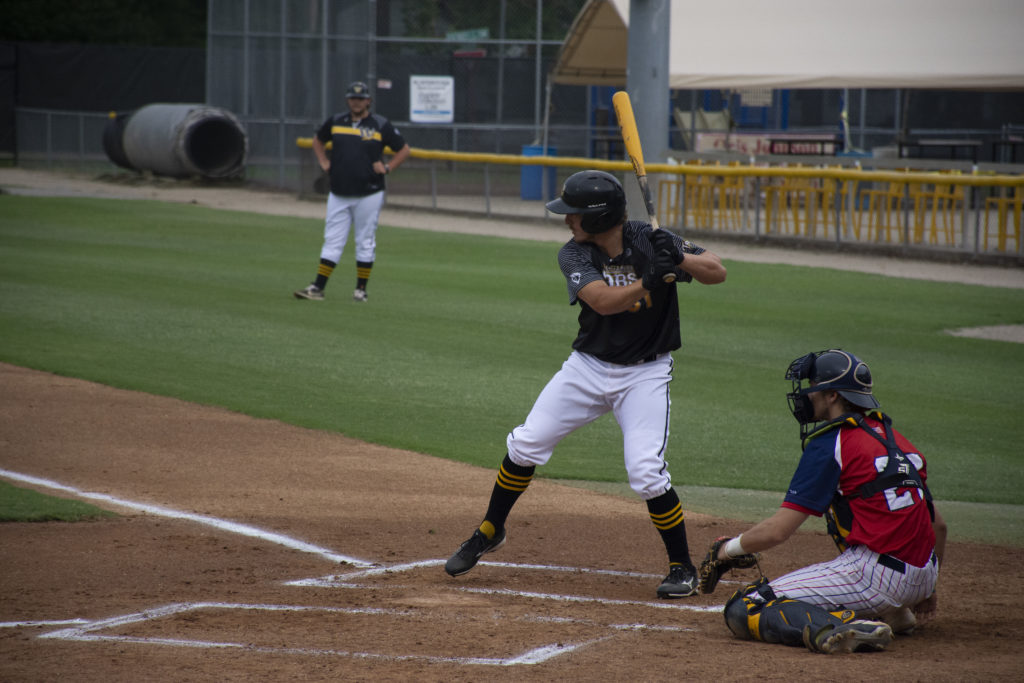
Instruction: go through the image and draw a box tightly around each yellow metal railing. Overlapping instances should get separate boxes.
[296,137,1024,255]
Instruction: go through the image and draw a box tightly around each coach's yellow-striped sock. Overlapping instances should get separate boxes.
[356,260,373,290]
[314,258,336,289]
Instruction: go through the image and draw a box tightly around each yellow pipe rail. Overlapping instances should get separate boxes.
[296,137,1021,254]
[296,137,1024,187]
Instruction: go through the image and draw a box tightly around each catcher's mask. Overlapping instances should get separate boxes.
[545,170,626,234]
[785,349,879,439]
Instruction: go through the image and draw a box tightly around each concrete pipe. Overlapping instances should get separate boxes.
[117,103,248,178]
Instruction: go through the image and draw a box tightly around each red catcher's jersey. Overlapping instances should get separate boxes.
[782,415,936,567]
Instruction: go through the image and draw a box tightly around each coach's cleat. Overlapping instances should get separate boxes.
[803,619,894,654]
[445,528,506,577]
[352,288,368,302]
[294,284,324,300]
[656,562,699,598]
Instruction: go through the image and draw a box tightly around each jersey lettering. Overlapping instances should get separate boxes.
[873,453,924,511]
[602,264,636,288]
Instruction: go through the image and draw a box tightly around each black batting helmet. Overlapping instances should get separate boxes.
[786,349,880,430]
[346,81,371,99]
[546,170,626,234]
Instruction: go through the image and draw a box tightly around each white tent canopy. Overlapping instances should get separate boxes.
[551,0,1024,89]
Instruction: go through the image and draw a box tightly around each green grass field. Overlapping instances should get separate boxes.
[1,195,1022,537]
[0,481,115,522]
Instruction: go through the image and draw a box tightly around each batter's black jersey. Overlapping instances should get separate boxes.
[557,221,706,364]
[315,111,407,197]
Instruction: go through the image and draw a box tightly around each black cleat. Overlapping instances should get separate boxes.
[657,563,699,598]
[445,528,507,577]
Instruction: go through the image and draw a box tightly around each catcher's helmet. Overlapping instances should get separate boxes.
[346,81,371,99]
[545,170,626,234]
[785,349,879,427]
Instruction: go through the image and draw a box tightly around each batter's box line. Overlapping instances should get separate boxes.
[286,559,725,613]
[0,468,375,567]
[37,601,613,666]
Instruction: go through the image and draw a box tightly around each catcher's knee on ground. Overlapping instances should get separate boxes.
[724,579,856,647]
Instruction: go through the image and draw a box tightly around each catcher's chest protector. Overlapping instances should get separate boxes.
[824,413,932,553]
[725,580,855,646]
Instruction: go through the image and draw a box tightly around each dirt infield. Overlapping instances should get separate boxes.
[2,169,1023,679]
[1,363,1021,681]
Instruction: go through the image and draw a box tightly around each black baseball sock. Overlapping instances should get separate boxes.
[647,487,693,567]
[314,258,336,290]
[356,260,373,290]
[480,454,535,539]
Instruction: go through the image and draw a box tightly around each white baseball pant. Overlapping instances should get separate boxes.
[320,190,385,264]
[506,350,674,500]
[769,543,939,616]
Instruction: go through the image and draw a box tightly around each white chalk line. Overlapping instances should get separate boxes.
[2,468,719,664]
[0,468,374,567]
[0,619,90,628]
[285,560,725,613]
[37,602,610,666]
[285,558,662,586]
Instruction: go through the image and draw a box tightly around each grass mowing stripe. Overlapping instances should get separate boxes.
[1,195,1022,508]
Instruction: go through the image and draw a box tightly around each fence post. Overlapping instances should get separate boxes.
[834,179,842,246]
[484,163,491,217]
[903,181,911,248]
[430,159,438,210]
[46,111,53,168]
[754,176,761,238]
[680,174,688,232]
[971,185,981,255]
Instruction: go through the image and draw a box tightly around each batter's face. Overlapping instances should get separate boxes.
[565,213,591,242]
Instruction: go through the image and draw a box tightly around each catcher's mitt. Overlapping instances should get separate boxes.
[698,536,761,594]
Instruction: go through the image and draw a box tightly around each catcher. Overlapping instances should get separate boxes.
[697,349,947,654]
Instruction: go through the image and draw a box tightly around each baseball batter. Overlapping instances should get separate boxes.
[294,80,410,303]
[701,349,947,654]
[444,170,727,598]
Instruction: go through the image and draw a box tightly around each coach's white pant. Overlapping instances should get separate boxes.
[769,543,940,617]
[320,190,385,264]
[506,350,674,500]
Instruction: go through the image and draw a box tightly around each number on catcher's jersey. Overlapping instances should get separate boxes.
[873,452,925,512]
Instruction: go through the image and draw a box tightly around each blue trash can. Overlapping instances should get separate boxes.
[520,145,557,200]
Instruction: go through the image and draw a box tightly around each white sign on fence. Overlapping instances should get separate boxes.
[410,76,454,124]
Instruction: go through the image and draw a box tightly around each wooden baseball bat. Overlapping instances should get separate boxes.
[612,90,675,282]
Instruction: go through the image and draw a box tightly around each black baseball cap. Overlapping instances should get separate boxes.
[346,81,370,99]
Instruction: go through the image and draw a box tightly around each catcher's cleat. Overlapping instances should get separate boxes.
[803,620,893,654]
[656,563,699,598]
[445,528,506,577]
[352,288,368,302]
[879,606,917,635]
[294,284,324,300]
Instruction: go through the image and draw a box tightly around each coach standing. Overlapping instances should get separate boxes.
[294,81,411,303]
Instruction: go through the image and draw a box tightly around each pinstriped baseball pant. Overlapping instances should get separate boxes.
[767,543,939,616]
